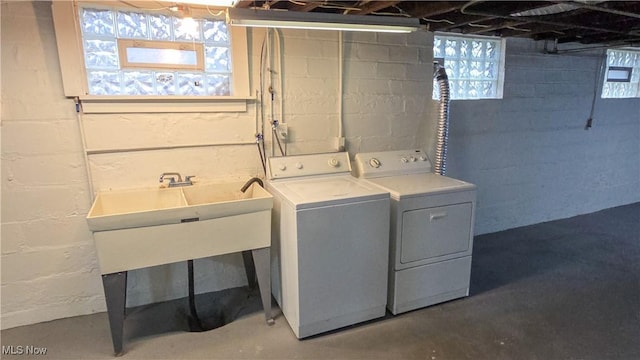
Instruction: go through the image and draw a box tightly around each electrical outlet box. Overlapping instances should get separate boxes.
[277,123,288,141]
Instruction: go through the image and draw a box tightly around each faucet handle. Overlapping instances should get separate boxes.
[185,175,196,181]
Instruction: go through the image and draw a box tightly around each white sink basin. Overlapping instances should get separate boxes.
[87,182,273,232]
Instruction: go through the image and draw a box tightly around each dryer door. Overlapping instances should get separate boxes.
[400,202,473,264]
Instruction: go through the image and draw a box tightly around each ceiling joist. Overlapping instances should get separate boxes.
[228,1,640,46]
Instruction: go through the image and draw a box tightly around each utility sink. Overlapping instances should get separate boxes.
[87,182,273,232]
[89,181,275,355]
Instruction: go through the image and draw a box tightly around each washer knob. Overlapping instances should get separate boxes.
[369,158,381,168]
[295,162,303,169]
[419,155,427,161]
[409,156,417,162]
[278,164,287,171]
[328,158,340,167]
[400,157,409,163]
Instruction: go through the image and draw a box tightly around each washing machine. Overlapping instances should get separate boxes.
[354,149,476,315]
[266,152,390,338]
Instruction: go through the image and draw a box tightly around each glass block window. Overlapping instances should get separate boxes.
[602,49,640,98]
[80,7,232,96]
[433,34,504,100]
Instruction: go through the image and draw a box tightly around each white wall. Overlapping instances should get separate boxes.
[1,1,433,329]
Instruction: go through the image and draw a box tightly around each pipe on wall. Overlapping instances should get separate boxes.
[433,62,451,176]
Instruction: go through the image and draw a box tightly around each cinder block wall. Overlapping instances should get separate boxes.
[0,1,432,329]
[2,1,638,330]
[444,38,640,234]
[2,2,107,328]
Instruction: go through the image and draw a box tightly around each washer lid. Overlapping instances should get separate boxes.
[270,175,389,209]
[365,173,476,199]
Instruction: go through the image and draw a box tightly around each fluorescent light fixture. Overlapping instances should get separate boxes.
[227,8,420,33]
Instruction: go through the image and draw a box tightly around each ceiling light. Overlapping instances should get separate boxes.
[175,5,199,36]
[227,8,420,33]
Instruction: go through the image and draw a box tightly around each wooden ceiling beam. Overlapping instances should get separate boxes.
[350,1,401,15]
[234,1,255,9]
[465,20,531,35]
[296,2,322,12]
[436,15,498,31]
[234,0,284,9]
[400,2,463,19]
[502,24,569,38]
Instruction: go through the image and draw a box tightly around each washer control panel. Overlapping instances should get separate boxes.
[354,149,432,178]
[268,152,351,180]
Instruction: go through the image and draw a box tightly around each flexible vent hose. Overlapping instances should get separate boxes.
[433,62,451,176]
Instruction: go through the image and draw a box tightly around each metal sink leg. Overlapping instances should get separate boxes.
[102,271,128,355]
[252,247,274,325]
[241,250,257,289]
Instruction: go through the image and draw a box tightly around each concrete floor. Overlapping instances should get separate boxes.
[2,203,639,359]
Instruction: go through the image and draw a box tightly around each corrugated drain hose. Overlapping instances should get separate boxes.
[433,62,451,176]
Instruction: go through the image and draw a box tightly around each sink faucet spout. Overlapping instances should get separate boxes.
[160,172,183,183]
[241,177,264,193]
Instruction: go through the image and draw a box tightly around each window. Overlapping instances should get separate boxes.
[52,1,250,113]
[80,7,230,96]
[602,49,640,98]
[433,34,505,100]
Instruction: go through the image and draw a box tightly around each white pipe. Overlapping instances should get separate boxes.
[85,141,255,155]
[275,29,284,126]
[75,99,95,201]
[338,31,344,140]
[258,30,267,160]
[254,89,259,135]
[274,29,286,155]
[266,28,274,157]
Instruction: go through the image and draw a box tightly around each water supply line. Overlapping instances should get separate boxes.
[337,31,344,151]
[256,133,266,174]
[433,62,451,176]
[262,28,285,157]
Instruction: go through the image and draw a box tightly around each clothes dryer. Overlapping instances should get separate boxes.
[354,149,476,315]
[267,152,390,338]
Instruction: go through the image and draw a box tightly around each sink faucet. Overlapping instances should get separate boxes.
[240,177,264,193]
[160,172,183,183]
[159,173,195,187]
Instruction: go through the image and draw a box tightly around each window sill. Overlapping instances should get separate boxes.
[79,95,254,114]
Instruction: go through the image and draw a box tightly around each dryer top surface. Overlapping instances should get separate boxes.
[364,173,476,199]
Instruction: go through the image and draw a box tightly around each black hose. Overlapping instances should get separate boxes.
[272,127,285,156]
[241,177,264,193]
[256,142,266,175]
[187,260,203,331]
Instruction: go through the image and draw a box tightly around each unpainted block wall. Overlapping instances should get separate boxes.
[444,38,640,234]
[1,1,433,329]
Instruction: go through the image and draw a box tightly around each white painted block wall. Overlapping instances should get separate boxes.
[1,1,433,329]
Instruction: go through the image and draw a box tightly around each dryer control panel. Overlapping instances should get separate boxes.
[268,152,352,180]
[355,149,432,178]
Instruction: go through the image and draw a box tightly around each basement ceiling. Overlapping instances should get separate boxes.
[233,1,640,47]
